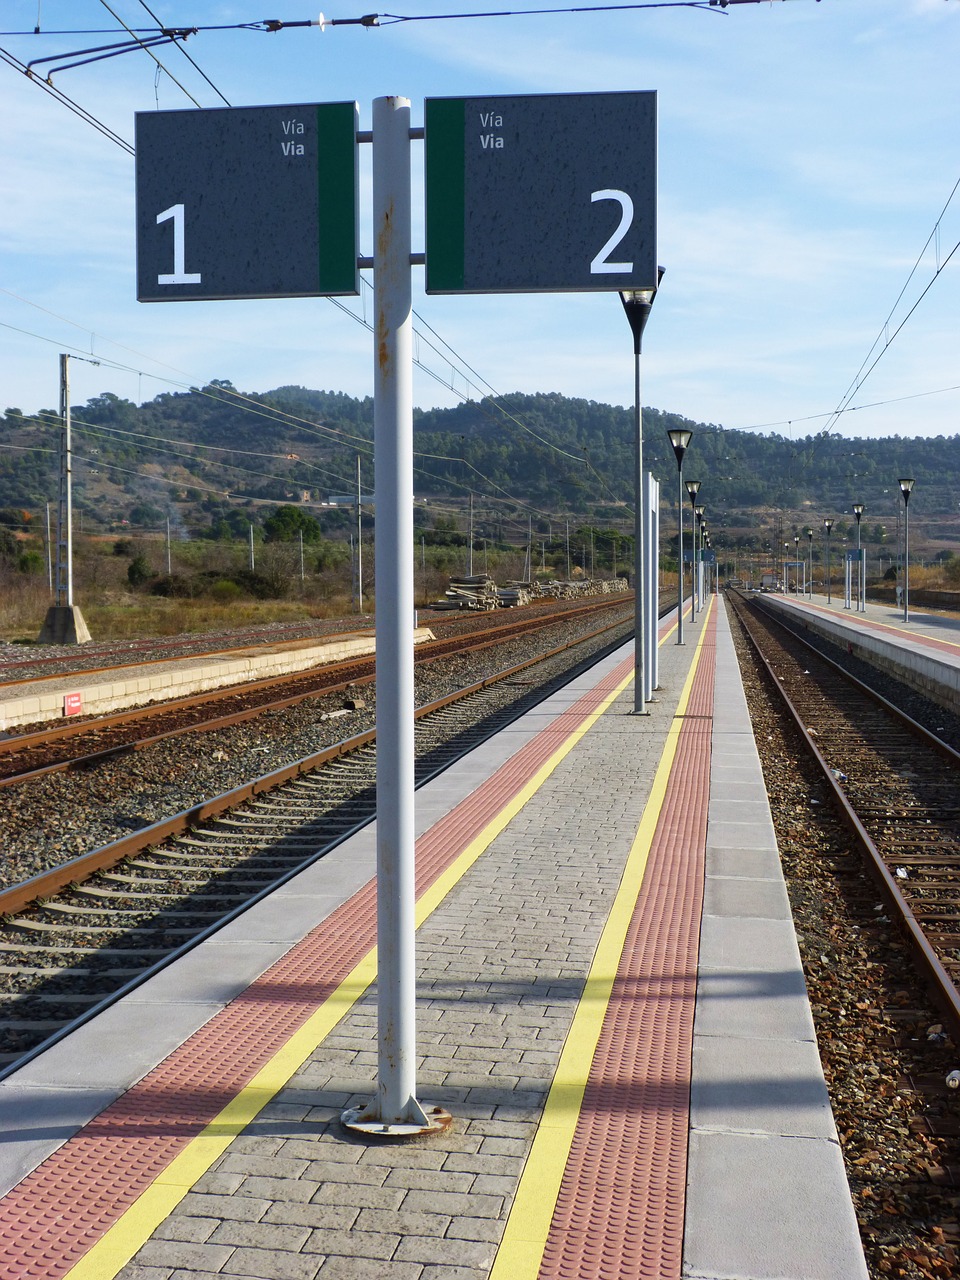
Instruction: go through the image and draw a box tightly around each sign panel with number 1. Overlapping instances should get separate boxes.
[424,91,656,294]
[135,102,359,301]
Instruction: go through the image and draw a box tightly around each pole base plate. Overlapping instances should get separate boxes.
[340,1103,453,1140]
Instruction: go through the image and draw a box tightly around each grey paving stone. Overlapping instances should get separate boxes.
[303,1227,400,1258]
[262,1203,359,1231]
[209,1220,313,1251]
[420,1267,488,1280]
[177,1192,271,1222]
[355,1207,451,1237]
[154,1216,219,1244]
[444,1215,505,1244]
[311,1183,406,1210]
[315,1259,421,1280]
[382,1167,474,1192]
[690,1034,837,1140]
[221,1247,323,1279]
[401,1190,502,1218]
[235,1176,322,1203]
[684,1130,868,1280]
[136,1240,234,1271]
[394,1234,497,1268]
[192,1171,246,1196]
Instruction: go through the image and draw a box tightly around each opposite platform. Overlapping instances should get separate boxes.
[760,589,960,711]
[0,597,867,1280]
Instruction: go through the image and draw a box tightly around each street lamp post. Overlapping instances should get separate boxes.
[852,503,865,611]
[899,479,915,621]
[823,519,834,604]
[794,534,800,594]
[806,529,813,599]
[695,505,705,612]
[685,479,701,623]
[620,269,663,715]
[667,428,692,644]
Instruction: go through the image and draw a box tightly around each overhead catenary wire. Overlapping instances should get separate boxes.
[0,0,799,38]
[133,0,230,105]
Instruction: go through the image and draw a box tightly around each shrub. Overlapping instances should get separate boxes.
[16,550,45,575]
[127,554,153,588]
[210,579,244,602]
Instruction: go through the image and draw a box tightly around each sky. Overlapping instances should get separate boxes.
[1,0,959,445]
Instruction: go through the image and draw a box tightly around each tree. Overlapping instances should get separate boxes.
[263,504,322,544]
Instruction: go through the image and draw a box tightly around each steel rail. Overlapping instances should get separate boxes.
[729,592,960,1039]
[0,615,634,1082]
[0,614,629,916]
[0,600,631,788]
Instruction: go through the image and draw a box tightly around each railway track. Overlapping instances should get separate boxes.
[0,609,632,1077]
[727,590,960,1038]
[0,597,630,786]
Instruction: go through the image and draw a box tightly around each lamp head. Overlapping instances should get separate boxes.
[824,519,833,533]
[852,503,864,521]
[619,267,664,354]
[667,428,692,467]
[899,477,915,505]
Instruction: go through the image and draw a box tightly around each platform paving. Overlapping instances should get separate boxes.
[0,597,869,1280]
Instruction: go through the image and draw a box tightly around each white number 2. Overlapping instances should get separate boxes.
[589,189,634,275]
[156,204,202,285]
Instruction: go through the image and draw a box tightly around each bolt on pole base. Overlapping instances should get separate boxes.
[340,1102,453,1140]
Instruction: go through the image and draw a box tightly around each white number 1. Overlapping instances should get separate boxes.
[156,204,202,285]
[590,189,634,274]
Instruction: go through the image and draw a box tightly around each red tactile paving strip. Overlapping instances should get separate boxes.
[539,608,717,1280]
[0,647,640,1279]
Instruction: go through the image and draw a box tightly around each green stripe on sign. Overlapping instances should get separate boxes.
[424,98,465,294]
[317,102,359,295]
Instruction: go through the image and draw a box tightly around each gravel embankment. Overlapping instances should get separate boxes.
[0,610,632,887]
[730,605,960,1279]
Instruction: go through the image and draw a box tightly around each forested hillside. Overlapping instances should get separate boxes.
[2,382,959,539]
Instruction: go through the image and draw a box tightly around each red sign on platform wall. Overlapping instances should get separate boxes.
[64,692,83,717]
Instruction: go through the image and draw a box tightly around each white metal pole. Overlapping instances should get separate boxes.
[45,502,52,591]
[167,517,172,576]
[56,353,74,607]
[342,96,440,1136]
[468,492,474,576]
[645,474,659,698]
[632,348,646,713]
[357,454,364,614]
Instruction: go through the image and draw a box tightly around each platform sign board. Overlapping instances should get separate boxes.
[136,102,359,301]
[424,91,656,294]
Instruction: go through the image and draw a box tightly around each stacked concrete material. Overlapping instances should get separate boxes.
[435,575,500,611]
[429,575,628,611]
[529,577,629,600]
[497,583,532,607]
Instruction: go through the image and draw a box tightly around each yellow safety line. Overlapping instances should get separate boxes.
[64,632,662,1280]
[489,597,713,1280]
